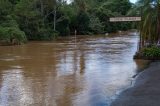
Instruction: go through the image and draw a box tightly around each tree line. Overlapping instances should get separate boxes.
[0,0,132,45]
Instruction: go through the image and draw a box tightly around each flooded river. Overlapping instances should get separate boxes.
[0,32,148,106]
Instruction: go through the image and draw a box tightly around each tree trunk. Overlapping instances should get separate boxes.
[53,7,56,31]
[40,0,44,16]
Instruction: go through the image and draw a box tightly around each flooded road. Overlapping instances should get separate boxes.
[0,33,148,106]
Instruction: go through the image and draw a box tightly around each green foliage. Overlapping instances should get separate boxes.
[0,0,12,15]
[0,27,27,45]
[0,1,27,45]
[129,0,159,45]
[101,0,131,15]
[142,45,160,57]
[36,28,59,40]
[14,0,41,40]
[76,11,90,34]
[56,8,70,36]
[0,0,133,44]
[89,15,104,34]
[14,0,57,40]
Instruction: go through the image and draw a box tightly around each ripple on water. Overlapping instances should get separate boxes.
[0,33,149,106]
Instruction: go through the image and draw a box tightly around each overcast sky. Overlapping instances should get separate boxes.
[130,0,137,3]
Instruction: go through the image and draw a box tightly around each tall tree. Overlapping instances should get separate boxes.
[136,0,159,47]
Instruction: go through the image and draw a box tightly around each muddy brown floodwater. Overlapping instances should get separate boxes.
[0,32,149,106]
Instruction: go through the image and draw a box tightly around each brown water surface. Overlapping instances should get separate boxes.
[0,32,148,106]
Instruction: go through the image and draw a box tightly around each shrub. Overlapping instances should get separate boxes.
[141,45,160,57]
[0,27,27,45]
[37,28,59,41]
[56,17,70,36]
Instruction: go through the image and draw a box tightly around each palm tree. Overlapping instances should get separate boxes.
[130,0,160,49]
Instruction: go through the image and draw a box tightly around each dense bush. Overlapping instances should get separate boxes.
[56,16,70,36]
[37,28,59,40]
[89,15,104,34]
[141,45,160,57]
[0,27,27,45]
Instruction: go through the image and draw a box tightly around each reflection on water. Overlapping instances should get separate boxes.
[0,33,148,106]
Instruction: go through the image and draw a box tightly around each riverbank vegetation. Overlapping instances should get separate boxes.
[0,0,133,45]
[133,0,160,59]
[134,45,160,59]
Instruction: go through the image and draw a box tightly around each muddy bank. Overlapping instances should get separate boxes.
[111,61,160,106]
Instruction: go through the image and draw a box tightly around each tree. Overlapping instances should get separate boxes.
[89,15,104,34]
[131,0,160,48]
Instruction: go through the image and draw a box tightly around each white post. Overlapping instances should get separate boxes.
[75,29,77,47]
